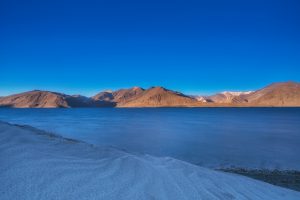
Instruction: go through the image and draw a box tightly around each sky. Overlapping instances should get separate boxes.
[0,0,299,96]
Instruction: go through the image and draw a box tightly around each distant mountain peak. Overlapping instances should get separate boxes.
[103,90,113,93]
[132,86,143,90]
[221,91,254,96]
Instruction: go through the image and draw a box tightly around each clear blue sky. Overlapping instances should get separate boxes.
[1,0,299,96]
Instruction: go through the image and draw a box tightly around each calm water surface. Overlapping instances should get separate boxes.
[0,108,299,169]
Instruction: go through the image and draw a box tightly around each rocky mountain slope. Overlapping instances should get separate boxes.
[191,81,300,106]
[0,90,70,108]
[245,81,300,106]
[0,90,111,108]
[92,87,144,105]
[204,91,253,104]
[117,87,200,107]
[1,81,299,107]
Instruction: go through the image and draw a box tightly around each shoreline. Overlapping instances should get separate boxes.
[1,106,300,108]
[1,121,300,199]
[2,120,300,192]
[220,168,300,192]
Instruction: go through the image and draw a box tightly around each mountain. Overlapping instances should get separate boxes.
[0,90,69,108]
[92,87,144,105]
[1,81,299,108]
[204,81,300,106]
[93,86,198,107]
[192,96,208,103]
[0,90,105,108]
[117,87,200,107]
[205,91,253,104]
[244,81,300,106]
[112,87,145,103]
[92,91,114,102]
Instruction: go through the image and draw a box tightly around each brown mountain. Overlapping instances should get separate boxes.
[113,87,145,103]
[205,91,253,104]
[244,81,300,106]
[1,81,299,108]
[117,87,200,107]
[92,91,114,102]
[0,90,71,108]
[92,87,144,104]
[0,90,109,108]
[194,81,300,106]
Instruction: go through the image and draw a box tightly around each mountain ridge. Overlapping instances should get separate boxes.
[0,81,299,108]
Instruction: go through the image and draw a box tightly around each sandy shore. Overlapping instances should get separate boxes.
[1,121,300,200]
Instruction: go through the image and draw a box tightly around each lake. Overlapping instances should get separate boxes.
[0,108,299,169]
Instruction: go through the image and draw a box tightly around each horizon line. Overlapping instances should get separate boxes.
[0,81,298,97]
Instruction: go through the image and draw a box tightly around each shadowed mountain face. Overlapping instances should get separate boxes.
[92,92,114,102]
[93,87,145,105]
[113,87,145,103]
[117,87,199,107]
[0,82,300,108]
[92,86,197,107]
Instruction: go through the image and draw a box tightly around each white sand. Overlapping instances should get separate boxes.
[0,121,299,200]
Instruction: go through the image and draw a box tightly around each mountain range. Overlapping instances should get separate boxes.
[0,81,299,108]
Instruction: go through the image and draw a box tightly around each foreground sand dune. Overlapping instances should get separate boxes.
[1,122,299,200]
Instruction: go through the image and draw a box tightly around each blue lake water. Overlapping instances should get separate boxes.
[0,108,299,169]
